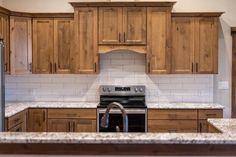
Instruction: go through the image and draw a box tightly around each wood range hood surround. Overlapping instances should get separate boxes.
[71,1,176,55]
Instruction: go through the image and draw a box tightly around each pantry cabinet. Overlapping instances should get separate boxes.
[147,7,171,74]
[32,18,74,74]
[171,14,220,74]
[73,7,98,74]
[10,16,32,74]
[0,13,10,74]
[98,7,146,45]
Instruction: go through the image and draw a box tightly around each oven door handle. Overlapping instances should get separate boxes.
[98,109,147,114]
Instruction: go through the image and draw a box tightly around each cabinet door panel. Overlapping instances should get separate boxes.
[123,7,146,44]
[54,18,73,73]
[28,109,47,132]
[195,17,218,74]
[33,19,54,74]
[10,17,32,74]
[48,119,71,132]
[74,8,98,74]
[147,7,171,74]
[99,7,122,44]
[0,14,10,74]
[171,17,195,74]
[75,119,96,132]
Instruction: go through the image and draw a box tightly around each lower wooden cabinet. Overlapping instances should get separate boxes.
[74,119,96,132]
[148,120,198,133]
[48,119,72,132]
[28,109,47,132]
[6,110,27,132]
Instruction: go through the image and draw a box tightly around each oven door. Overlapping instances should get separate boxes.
[97,109,147,132]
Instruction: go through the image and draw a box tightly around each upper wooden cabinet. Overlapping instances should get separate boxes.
[73,7,98,74]
[32,18,74,74]
[98,7,147,45]
[0,13,10,74]
[147,7,171,74]
[10,16,32,74]
[171,14,221,74]
[33,19,54,74]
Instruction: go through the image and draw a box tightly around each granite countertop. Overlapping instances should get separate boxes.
[5,101,224,118]
[0,119,235,144]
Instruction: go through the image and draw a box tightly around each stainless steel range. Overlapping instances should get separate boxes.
[97,85,147,132]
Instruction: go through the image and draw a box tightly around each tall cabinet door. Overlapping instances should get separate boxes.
[171,17,195,74]
[28,109,47,132]
[54,18,74,74]
[147,7,171,74]
[74,7,98,74]
[10,16,32,74]
[195,17,218,74]
[0,14,10,74]
[98,7,122,45]
[123,7,147,45]
[32,19,54,74]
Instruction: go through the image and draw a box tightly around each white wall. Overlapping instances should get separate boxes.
[2,0,235,117]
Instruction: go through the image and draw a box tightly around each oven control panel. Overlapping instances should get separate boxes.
[100,85,145,96]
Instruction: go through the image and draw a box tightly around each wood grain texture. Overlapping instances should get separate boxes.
[0,143,235,155]
[98,7,122,45]
[198,109,223,120]
[148,119,198,133]
[28,109,47,132]
[75,119,96,132]
[148,109,198,120]
[195,17,218,74]
[47,109,96,119]
[171,17,195,74]
[232,31,236,117]
[48,119,72,132]
[53,18,74,74]
[98,45,147,54]
[172,12,224,17]
[7,110,27,131]
[10,16,32,74]
[73,7,98,74]
[123,7,147,45]
[147,7,171,74]
[32,18,54,74]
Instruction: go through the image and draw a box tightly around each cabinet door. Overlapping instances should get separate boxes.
[0,14,10,74]
[171,17,195,74]
[74,119,96,132]
[48,119,72,132]
[98,7,122,44]
[74,8,98,74]
[54,18,73,74]
[147,7,171,74]
[195,17,218,74]
[10,16,32,74]
[28,109,47,132]
[123,7,146,44]
[32,19,54,74]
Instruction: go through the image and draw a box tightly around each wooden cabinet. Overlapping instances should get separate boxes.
[6,110,27,132]
[32,19,54,74]
[171,17,195,74]
[148,109,198,133]
[171,15,220,74]
[98,7,146,45]
[198,109,223,132]
[28,109,47,132]
[32,18,73,74]
[147,7,171,74]
[74,7,98,74]
[54,18,74,74]
[0,13,10,74]
[47,109,96,132]
[10,16,32,74]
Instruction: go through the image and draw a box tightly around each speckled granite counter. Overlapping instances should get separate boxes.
[0,118,234,144]
[5,102,224,118]
[147,103,224,109]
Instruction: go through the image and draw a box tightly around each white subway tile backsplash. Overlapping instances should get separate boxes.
[5,52,213,103]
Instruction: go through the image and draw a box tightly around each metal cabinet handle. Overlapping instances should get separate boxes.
[148,62,151,73]
[94,63,97,73]
[124,32,126,42]
[118,33,121,43]
[196,63,199,73]
[29,63,32,72]
[206,113,217,117]
[50,63,52,73]
[199,122,202,132]
[192,63,194,73]
[54,63,57,73]
[43,111,46,122]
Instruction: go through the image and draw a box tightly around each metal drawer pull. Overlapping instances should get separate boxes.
[206,113,217,117]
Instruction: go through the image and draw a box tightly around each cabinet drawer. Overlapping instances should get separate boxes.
[148,120,198,133]
[48,109,96,119]
[198,109,223,120]
[8,110,27,129]
[148,109,197,120]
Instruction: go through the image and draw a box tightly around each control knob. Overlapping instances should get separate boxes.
[139,88,143,92]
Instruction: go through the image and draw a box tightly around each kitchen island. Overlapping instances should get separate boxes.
[0,119,235,155]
